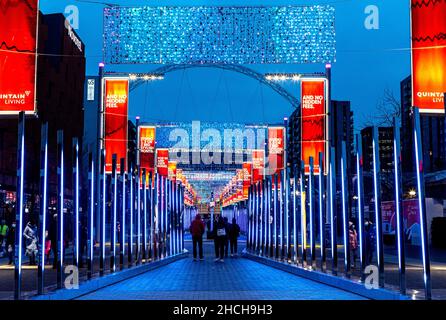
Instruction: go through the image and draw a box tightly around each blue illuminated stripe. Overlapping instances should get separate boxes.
[41,141,48,271]
[18,132,25,274]
[75,143,80,266]
[318,162,324,258]
[122,172,126,255]
[341,154,348,266]
[414,130,428,284]
[60,149,64,265]
[90,160,94,261]
[372,139,381,266]
[356,153,363,265]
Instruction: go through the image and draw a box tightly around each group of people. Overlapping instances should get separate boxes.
[189,214,240,263]
[0,219,15,264]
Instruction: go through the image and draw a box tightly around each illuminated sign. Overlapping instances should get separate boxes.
[411,0,446,114]
[103,78,129,173]
[267,127,284,175]
[0,0,39,114]
[301,78,328,175]
[252,150,265,183]
[168,161,177,182]
[156,149,169,177]
[242,162,252,199]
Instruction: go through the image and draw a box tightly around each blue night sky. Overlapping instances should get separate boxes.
[39,0,411,132]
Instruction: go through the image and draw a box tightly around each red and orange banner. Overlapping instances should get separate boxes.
[104,78,129,173]
[0,0,39,114]
[252,149,265,183]
[156,149,169,177]
[168,161,177,182]
[411,0,446,114]
[301,79,327,175]
[139,126,156,186]
[267,127,284,176]
[242,162,252,199]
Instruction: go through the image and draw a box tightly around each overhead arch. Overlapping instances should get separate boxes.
[128,64,301,109]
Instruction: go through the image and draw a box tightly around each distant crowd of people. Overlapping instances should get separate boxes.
[189,214,240,263]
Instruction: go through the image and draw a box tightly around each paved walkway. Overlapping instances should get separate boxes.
[77,242,365,300]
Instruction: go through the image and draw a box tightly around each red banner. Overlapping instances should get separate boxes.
[267,127,284,176]
[301,79,327,175]
[104,78,129,173]
[242,163,252,199]
[139,126,156,186]
[168,161,177,182]
[156,149,169,177]
[252,150,265,183]
[411,0,446,114]
[0,0,39,114]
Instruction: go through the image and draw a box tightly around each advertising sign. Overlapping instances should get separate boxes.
[168,161,177,182]
[411,0,446,114]
[252,149,265,183]
[301,79,327,175]
[0,0,39,114]
[242,163,252,200]
[381,200,421,243]
[139,126,156,185]
[103,78,129,173]
[156,149,169,177]
[267,127,284,176]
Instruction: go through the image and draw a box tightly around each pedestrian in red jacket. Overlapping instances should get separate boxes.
[190,214,205,261]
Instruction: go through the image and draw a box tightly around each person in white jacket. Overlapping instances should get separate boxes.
[23,217,38,265]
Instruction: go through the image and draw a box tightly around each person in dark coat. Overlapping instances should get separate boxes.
[49,214,58,269]
[223,217,229,258]
[213,215,229,262]
[189,214,205,261]
[229,217,240,257]
[6,223,15,265]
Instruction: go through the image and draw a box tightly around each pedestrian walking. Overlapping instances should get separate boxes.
[23,217,38,265]
[6,223,15,265]
[213,215,229,262]
[223,217,229,258]
[49,214,58,269]
[365,219,376,266]
[229,217,240,257]
[0,219,9,257]
[44,230,51,264]
[349,221,358,268]
[190,214,205,261]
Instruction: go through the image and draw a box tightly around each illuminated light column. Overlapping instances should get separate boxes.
[156,174,160,259]
[279,171,284,260]
[413,108,432,300]
[142,168,147,262]
[38,123,49,295]
[264,179,269,256]
[57,131,65,288]
[87,154,95,278]
[136,165,141,264]
[299,160,307,266]
[160,176,165,258]
[129,165,134,266]
[259,182,263,255]
[293,165,298,263]
[285,167,291,261]
[168,179,172,257]
[149,172,153,259]
[72,139,80,270]
[253,183,258,253]
[309,157,316,267]
[100,149,106,275]
[329,147,337,274]
[14,112,25,300]
[274,174,279,259]
[318,152,326,271]
[283,120,289,261]
[247,186,252,250]
[111,154,117,272]
[120,158,126,268]
[393,119,406,294]
[251,185,255,252]
[267,178,273,258]
[341,142,351,277]
[355,135,366,280]
[164,176,168,257]
[372,127,384,287]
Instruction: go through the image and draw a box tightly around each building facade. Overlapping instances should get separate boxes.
[0,13,85,221]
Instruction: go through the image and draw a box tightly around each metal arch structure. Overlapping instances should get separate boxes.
[124,64,304,109]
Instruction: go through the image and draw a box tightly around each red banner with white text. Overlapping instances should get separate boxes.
[267,128,284,176]
[301,79,327,175]
[156,149,169,177]
[104,78,129,173]
[0,0,39,114]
